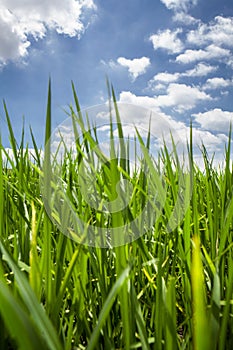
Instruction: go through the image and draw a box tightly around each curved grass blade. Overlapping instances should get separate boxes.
[0,279,46,350]
[0,240,63,350]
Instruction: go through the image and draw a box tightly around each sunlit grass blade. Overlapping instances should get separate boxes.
[191,236,211,350]
[29,201,42,300]
[41,78,53,312]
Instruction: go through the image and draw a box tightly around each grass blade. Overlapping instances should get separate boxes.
[0,279,46,350]
[0,240,63,350]
[87,266,130,350]
[191,236,211,350]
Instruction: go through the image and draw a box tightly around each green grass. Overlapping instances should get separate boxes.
[0,81,233,349]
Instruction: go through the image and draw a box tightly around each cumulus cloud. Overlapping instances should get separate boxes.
[150,72,180,83]
[173,16,233,68]
[160,0,198,12]
[117,56,151,80]
[193,108,233,132]
[202,77,233,90]
[191,128,228,157]
[187,16,233,47]
[172,12,199,25]
[0,0,96,66]
[149,29,184,54]
[118,91,228,166]
[149,63,217,89]
[119,91,162,112]
[117,90,230,169]
[118,92,188,143]
[184,62,218,77]
[155,83,212,112]
[0,7,31,65]
[176,45,231,64]
[120,83,211,113]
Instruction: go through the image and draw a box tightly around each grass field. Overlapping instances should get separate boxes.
[0,81,233,349]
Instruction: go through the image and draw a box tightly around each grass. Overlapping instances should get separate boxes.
[0,80,233,349]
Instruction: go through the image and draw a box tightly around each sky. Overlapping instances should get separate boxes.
[0,0,233,166]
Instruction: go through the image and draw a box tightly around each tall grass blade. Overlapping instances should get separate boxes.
[0,240,63,350]
[191,236,211,350]
[41,78,53,312]
[3,100,19,168]
[0,279,46,350]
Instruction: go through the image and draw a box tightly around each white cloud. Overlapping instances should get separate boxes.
[118,91,162,112]
[117,91,230,168]
[176,45,230,64]
[154,83,212,112]
[193,109,233,132]
[183,62,218,77]
[118,93,188,145]
[202,77,233,90]
[150,72,180,83]
[117,56,151,80]
[149,82,167,91]
[148,63,217,91]
[191,128,228,157]
[160,0,198,12]
[176,127,228,155]
[172,12,199,25]
[187,16,233,48]
[120,83,211,114]
[149,29,184,54]
[0,0,96,65]
[0,8,30,66]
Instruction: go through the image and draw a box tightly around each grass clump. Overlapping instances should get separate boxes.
[0,81,233,349]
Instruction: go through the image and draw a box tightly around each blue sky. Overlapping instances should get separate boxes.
[0,0,233,165]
